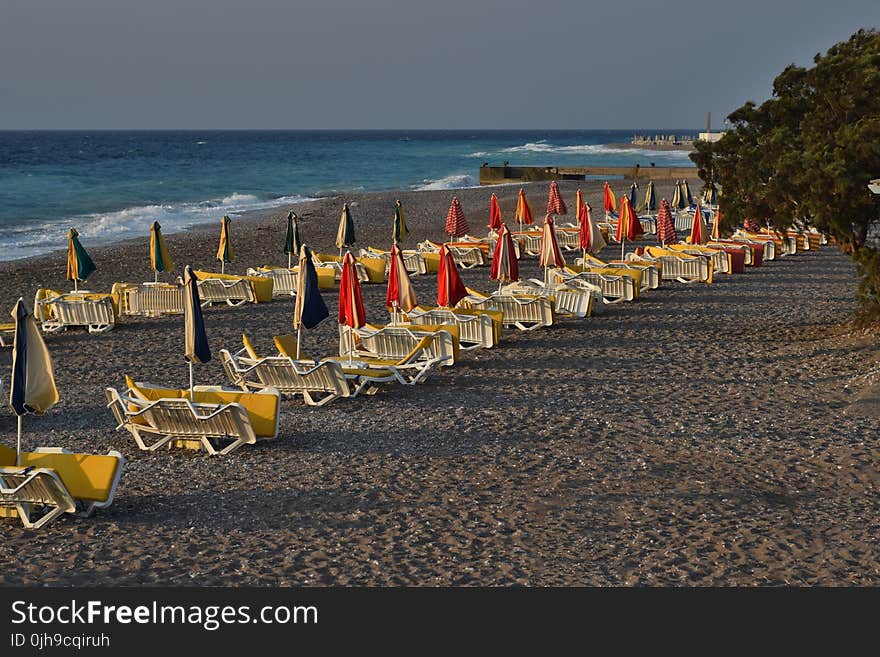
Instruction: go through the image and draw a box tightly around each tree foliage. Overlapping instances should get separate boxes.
[691,29,880,323]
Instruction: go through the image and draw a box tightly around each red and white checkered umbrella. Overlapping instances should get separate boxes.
[656,199,677,246]
[546,181,567,216]
[444,196,469,239]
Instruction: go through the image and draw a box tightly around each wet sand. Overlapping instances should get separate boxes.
[1,179,879,586]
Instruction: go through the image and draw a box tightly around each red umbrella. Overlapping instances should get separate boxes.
[689,204,708,245]
[547,181,567,215]
[386,243,418,315]
[489,193,502,231]
[490,223,519,289]
[539,213,566,270]
[579,202,606,257]
[444,196,469,239]
[338,251,366,329]
[656,198,677,246]
[515,188,534,229]
[437,244,468,308]
[603,182,618,215]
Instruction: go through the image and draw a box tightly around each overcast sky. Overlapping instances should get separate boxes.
[1,0,878,129]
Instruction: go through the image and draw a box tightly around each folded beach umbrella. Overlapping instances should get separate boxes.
[292,244,329,359]
[336,203,356,257]
[539,214,565,285]
[603,182,618,216]
[515,188,534,231]
[703,186,717,206]
[490,223,519,291]
[183,265,211,396]
[656,199,678,247]
[579,202,606,259]
[149,221,174,283]
[338,251,366,360]
[392,199,409,244]
[628,182,639,209]
[444,197,469,240]
[66,227,96,291]
[546,181,567,216]
[689,204,709,245]
[615,196,644,259]
[9,298,59,464]
[437,244,468,308]
[641,180,657,213]
[710,206,722,240]
[682,179,694,206]
[575,189,585,224]
[743,218,760,232]
[386,243,418,319]
[489,193,503,232]
[672,180,686,211]
[216,215,234,274]
[284,211,303,269]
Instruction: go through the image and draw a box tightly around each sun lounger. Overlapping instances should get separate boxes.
[406,306,497,349]
[0,444,125,530]
[418,240,486,269]
[35,290,117,334]
[511,231,543,257]
[106,385,274,455]
[246,267,298,296]
[328,331,442,385]
[459,289,554,331]
[358,247,429,275]
[667,244,730,274]
[341,324,458,366]
[502,280,594,318]
[312,253,386,283]
[559,269,635,304]
[195,277,255,306]
[113,282,185,316]
[0,323,15,347]
[219,345,351,406]
[575,255,661,290]
[636,248,713,283]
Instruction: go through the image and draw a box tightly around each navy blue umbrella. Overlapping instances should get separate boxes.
[183,266,211,396]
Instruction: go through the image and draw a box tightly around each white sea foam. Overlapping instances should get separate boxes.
[413,174,478,191]
[0,193,317,261]
[469,140,692,160]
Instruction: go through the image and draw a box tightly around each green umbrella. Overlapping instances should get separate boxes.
[284,211,302,269]
[335,203,356,257]
[392,199,409,244]
[66,228,96,291]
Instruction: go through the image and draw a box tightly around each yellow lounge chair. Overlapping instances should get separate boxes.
[0,444,125,530]
[458,288,554,331]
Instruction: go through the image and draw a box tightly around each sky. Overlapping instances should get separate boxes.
[1,0,878,130]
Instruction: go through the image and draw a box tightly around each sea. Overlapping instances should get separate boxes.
[0,130,696,261]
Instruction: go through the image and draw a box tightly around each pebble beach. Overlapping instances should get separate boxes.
[1,179,879,586]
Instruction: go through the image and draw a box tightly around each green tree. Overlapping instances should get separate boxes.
[692,29,880,323]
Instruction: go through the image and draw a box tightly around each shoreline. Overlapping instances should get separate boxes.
[606,141,695,152]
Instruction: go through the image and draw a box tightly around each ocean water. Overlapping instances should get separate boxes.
[0,130,695,261]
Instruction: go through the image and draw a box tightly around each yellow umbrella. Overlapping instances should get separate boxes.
[216,216,233,274]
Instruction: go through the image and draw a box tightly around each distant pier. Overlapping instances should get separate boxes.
[478,164,699,185]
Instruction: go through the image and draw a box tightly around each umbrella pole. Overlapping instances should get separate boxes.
[73,279,78,292]
[188,361,194,400]
[16,416,22,466]
[348,328,354,365]
[154,270,158,283]
[288,253,292,270]
[621,238,626,262]
[296,327,302,360]
[221,261,225,275]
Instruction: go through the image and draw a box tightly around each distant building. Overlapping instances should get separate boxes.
[697,132,726,143]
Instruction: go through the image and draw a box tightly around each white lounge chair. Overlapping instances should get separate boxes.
[106,387,261,456]
[220,348,352,406]
[0,445,125,530]
[559,270,635,304]
[358,248,428,275]
[35,292,116,334]
[196,277,256,307]
[246,267,298,296]
[502,280,594,318]
[115,283,185,316]
[406,307,496,349]
[459,290,554,331]
[340,325,457,367]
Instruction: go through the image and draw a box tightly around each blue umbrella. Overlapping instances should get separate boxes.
[629,182,639,209]
[183,266,211,396]
[292,245,329,359]
[9,298,59,464]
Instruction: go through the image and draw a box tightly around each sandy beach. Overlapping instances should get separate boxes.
[1,178,879,586]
